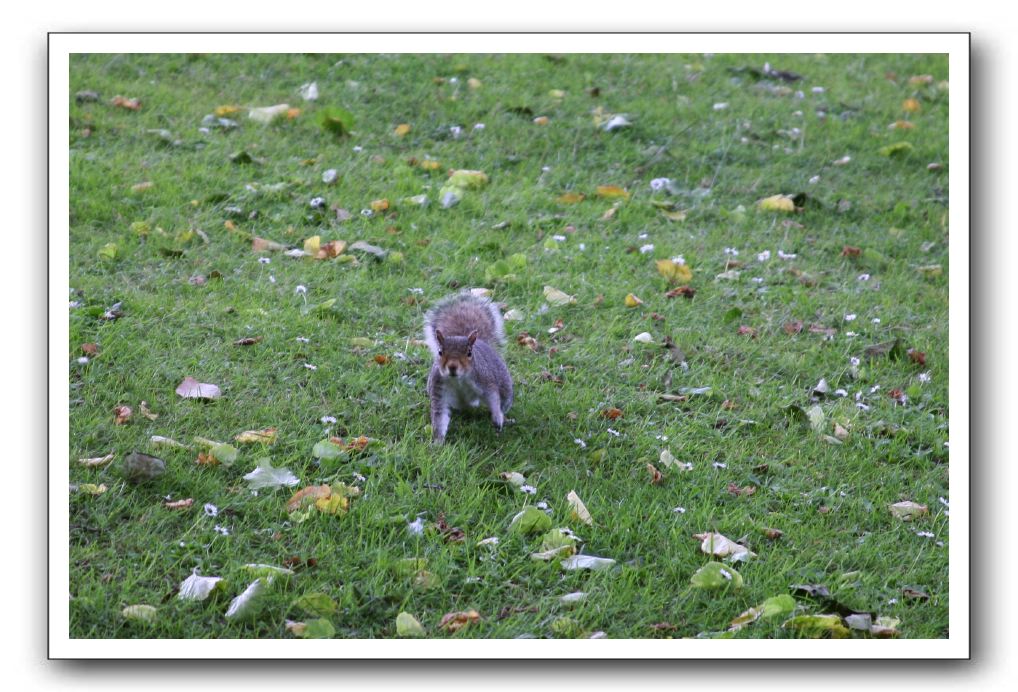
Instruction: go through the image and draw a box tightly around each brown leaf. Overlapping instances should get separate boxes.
[516,333,539,351]
[251,236,286,253]
[556,192,586,204]
[647,463,663,485]
[727,483,756,497]
[783,320,804,335]
[113,405,133,425]
[329,435,370,452]
[234,336,263,346]
[665,286,696,300]
[234,427,278,444]
[195,452,219,466]
[841,245,862,257]
[601,407,623,420]
[737,325,757,338]
[163,498,194,510]
[908,349,927,366]
[374,354,391,365]
[111,95,142,110]
[721,399,736,410]
[81,343,99,356]
[762,527,784,540]
[435,513,466,543]
[78,453,115,468]
[439,610,481,633]
[903,587,930,601]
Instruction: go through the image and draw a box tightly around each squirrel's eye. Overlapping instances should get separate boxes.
[438,350,443,357]
[466,350,472,358]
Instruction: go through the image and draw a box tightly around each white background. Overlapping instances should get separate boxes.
[7,1,1015,689]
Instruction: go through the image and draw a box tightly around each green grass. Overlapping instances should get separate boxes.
[67,53,950,639]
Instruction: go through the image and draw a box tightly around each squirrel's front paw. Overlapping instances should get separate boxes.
[432,434,446,445]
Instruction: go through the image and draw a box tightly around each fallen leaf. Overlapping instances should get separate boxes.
[556,192,585,204]
[510,506,553,535]
[560,554,616,571]
[243,458,300,490]
[287,484,332,513]
[75,483,108,495]
[122,605,158,623]
[234,427,278,444]
[782,614,850,638]
[78,453,115,467]
[137,401,158,420]
[122,451,166,483]
[178,573,225,601]
[111,95,142,110]
[596,185,630,200]
[783,321,804,335]
[902,98,921,113]
[439,610,481,633]
[112,405,132,427]
[879,141,914,157]
[656,259,693,284]
[624,293,644,308]
[889,500,929,521]
[225,578,268,621]
[690,561,744,589]
[694,532,756,562]
[163,498,194,510]
[396,612,427,637]
[647,463,663,485]
[293,592,338,617]
[175,377,222,400]
[394,123,411,137]
[544,286,577,306]
[762,528,784,540]
[214,104,241,117]
[233,336,263,346]
[601,407,623,420]
[665,285,696,299]
[567,490,593,526]
[758,195,796,212]
[659,209,687,222]
[81,343,98,356]
[727,484,756,497]
[248,103,290,125]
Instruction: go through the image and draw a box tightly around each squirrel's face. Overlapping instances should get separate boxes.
[435,330,477,378]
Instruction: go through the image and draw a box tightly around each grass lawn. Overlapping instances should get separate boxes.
[66,52,950,640]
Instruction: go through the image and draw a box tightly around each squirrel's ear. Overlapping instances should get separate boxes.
[434,329,445,346]
[467,330,478,345]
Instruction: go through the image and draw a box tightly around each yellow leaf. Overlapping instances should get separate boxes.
[624,293,643,308]
[78,483,108,495]
[533,116,550,125]
[234,427,278,444]
[287,484,332,513]
[567,490,593,526]
[394,123,411,137]
[214,105,241,117]
[303,235,321,256]
[418,159,442,171]
[447,170,489,189]
[902,98,921,113]
[467,78,482,90]
[285,107,302,120]
[315,493,350,515]
[371,199,390,212]
[596,185,630,200]
[659,209,687,222]
[656,259,693,284]
[890,120,916,130]
[758,195,796,212]
[556,192,585,204]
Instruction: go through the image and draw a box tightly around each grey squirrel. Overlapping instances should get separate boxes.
[423,292,514,444]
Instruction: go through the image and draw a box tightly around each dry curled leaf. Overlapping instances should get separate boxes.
[113,405,133,425]
[139,401,158,420]
[234,427,278,444]
[78,453,115,468]
[439,610,481,633]
[647,463,663,485]
[601,407,623,420]
[234,336,263,346]
[163,498,194,510]
[665,285,696,299]
[783,321,804,335]
[841,245,862,258]
[111,95,142,110]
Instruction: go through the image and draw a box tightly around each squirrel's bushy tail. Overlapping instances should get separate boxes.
[423,291,506,356]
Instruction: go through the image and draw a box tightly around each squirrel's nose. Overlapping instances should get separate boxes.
[448,364,458,376]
